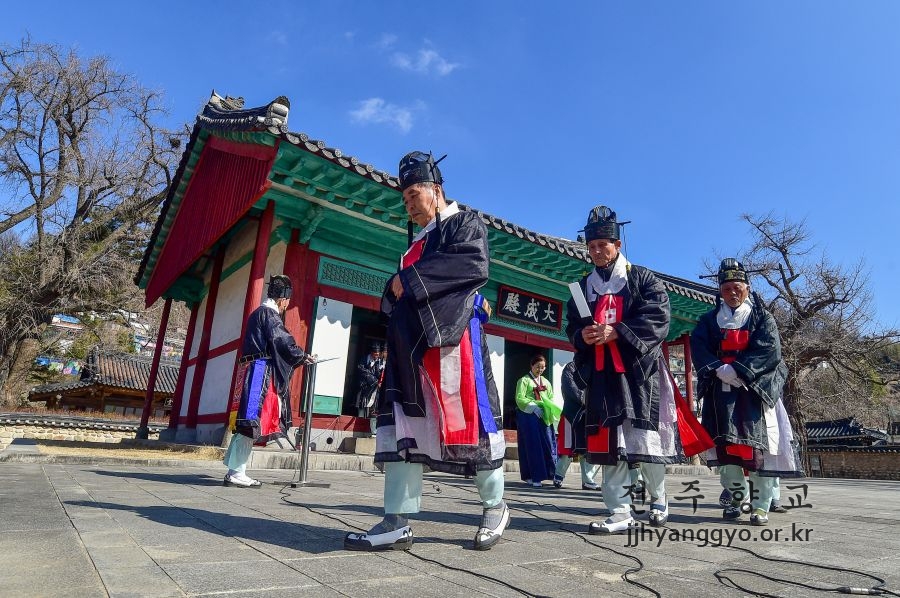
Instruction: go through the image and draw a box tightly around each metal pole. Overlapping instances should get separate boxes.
[292,360,329,488]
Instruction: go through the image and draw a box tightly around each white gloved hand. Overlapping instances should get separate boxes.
[528,405,544,420]
[716,363,740,386]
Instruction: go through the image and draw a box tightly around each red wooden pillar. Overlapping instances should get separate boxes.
[185,248,226,430]
[224,201,276,431]
[284,237,319,424]
[167,302,199,430]
[682,333,695,413]
[137,298,172,438]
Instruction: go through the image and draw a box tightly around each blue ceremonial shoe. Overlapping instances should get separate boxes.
[344,526,413,551]
[649,502,669,527]
[723,496,749,520]
[719,488,733,507]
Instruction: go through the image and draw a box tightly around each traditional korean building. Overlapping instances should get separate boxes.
[135,93,717,447]
[29,347,179,417]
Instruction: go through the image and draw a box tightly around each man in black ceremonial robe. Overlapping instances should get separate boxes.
[222,275,314,487]
[344,151,508,552]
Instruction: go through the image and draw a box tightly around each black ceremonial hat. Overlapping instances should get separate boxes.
[582,205,625,242]
[398,151,445,191]
[718,258,748,285]
[267,274,293,299]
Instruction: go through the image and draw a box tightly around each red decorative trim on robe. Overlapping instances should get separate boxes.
[402,238,426,268]
[404,234,479,446]
[585,293,624,455]
[594,295,625,373]
[257,380,280,445]
[670,371,715,457]
[720,329,749,364]
[422,327,479,446]
[720,327,752,457]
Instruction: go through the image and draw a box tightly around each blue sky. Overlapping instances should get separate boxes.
[5,2,900,328]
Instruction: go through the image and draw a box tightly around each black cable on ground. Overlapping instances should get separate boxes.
[432,478,899,598]
[278,473,899,598]
[712,544,899,597]
[432,479,659,598]
[278,482,549,598]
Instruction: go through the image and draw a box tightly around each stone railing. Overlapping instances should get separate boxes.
[0,414,163,451]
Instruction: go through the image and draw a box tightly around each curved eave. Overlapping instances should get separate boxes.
[138,93,718,326]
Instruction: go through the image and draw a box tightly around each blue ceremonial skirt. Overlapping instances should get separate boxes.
[516,409,557,483]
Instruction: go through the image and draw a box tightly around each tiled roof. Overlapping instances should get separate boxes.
[0,414,165,433]
[807,445,899,453]
[806,417,889,443]
[806,417,861,440]
[136,92,717,305]
[30,348,180,396]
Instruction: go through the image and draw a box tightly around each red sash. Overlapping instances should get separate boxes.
[557,417,572,456]
[422,328,479,446]
[670,371,715,457]
[586,426,611,453]
[720,327,752,458]
[725,443,754,460]
[402,238,426,268]
[584,293,624,454]
[720,329,749,364]
[593,295,625,373]
[257,380,281,445]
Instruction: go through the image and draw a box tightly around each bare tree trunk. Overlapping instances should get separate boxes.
[0,39,182,404]
[783,373,810,475]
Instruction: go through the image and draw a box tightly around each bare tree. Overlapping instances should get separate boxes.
[0,38,182,403]
[725,213,900,465]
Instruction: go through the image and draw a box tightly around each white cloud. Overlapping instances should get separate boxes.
[376,33,398,49]
[349,98,423,134]
[391,48,459,77]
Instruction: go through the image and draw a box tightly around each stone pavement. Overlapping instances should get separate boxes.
[1,459,899,598]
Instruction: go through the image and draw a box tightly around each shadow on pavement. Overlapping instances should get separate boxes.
[64,500,347,554]
[91,470,225,486]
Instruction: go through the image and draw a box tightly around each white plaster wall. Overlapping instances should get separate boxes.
[210,262,249,350]
[222,220,259,271]
[180,364,196,419]
[550,348,574,403]
[486,334,505,419]
[198,350,238,415]
[309,296,353,399]
[190,295,207,358]
[209,229,286,351]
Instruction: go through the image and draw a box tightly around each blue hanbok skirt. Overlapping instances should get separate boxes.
[516,409,557,483]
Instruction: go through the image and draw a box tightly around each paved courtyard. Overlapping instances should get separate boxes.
[2,460,899,597]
